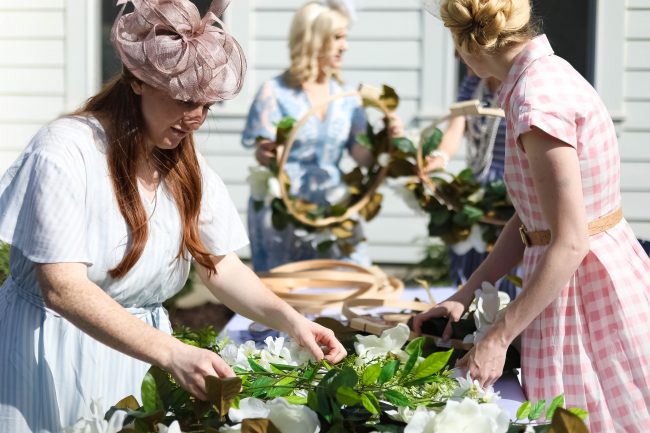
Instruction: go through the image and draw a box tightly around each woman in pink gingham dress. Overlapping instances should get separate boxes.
[413,1,650,431]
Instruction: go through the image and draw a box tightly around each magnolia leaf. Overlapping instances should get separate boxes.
[422,128,443,156]
[359,193,383,222]
[516,401,532,420]
[546,394,565,420]
[285,394,309,405]
[361,391,381,415]
[330,367,359,393]
[387,158,417,178]
[248,358,267,373]
[456,168,476,184]
[410,349,453,381]
[141,370,164,413]
[275,117,296,145]
[547,407,590,433]
[205,375,242,416]
[331,225,354,240]
[504,274,523,288]
[356,133,373,149]
[380,85,400,111]
[114,395,140,411]
[316,240,335,253]
[452,204,484,227]
[241,418,282,433]
[378,360,400,385]
[266,376,296,398]
[361,363,382,386]
[390,136,416,155]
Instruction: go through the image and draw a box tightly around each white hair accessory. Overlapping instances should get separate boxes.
[421,0,443,20]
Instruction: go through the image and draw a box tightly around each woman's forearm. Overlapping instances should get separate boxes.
[197,253,303,334]
[458,213,525,296]
[37,263,182,370]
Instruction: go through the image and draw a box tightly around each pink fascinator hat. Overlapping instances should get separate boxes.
[111,0,246,103]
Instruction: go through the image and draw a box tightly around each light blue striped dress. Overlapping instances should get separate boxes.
[0,116,248,433]
[242,75,370,271]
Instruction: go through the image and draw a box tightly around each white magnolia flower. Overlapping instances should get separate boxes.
[431,398,510,433]
[268,177,282,199]
[403,406,437,433]
[449,224,487,255]
[247,166,273,201]
[61,400,128,433]
[386,405,417,423]
[377,152,391,167]
[222,397,320,433]
[453,371,500,403]
[221,340,259,370]
[524,425,536,433]
[465,282,510,344]
[286,340,314,365]
[325,184,350,204]
[157,421,182,433]
[388,179,426,215]
[354,323,410,361]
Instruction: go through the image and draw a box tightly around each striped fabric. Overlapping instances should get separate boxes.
[500,35,650,432]
[0,116,248,432]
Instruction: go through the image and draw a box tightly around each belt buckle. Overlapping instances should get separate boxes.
[519,224,531,247]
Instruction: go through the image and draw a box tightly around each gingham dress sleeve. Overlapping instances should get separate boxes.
[241,80,282,148]
[513,97,578,149]
[0,123,91,264]
[197,152,249,255]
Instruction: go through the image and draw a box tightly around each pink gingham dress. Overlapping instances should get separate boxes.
[499,35,650,433]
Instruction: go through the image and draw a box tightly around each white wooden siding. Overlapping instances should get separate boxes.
[1,0,649,262]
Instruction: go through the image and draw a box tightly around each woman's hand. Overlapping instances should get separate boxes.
[255,139,278,166]
[288,317,347,364]
[411,290,473,339]
[165,340,236,401]
[456,332,508,388]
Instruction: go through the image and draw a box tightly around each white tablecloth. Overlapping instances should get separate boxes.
[221,286,526,419]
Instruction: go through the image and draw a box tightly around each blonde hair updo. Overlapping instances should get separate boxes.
[441,0,537,53]
[285,1,350,87]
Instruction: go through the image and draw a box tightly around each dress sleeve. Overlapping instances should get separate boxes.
[514,103,578,149]
[197,152,249,256]
[241,80,282,148]
[0,124,91,264]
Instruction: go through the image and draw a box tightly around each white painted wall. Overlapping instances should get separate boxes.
[0,0,648,263]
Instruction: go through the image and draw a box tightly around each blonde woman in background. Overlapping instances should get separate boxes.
[414,1,650,432]
[242,0,403,271]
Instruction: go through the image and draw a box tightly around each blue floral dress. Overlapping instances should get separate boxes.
[242,75,369,271]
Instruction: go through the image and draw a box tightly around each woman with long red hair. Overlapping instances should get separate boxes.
[0,1,345,432]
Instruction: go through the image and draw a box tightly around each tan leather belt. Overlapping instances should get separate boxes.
[519,207,623,247]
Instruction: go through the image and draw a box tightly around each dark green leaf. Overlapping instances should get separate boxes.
[422,128,443,156]
[378,360,400,385]
[383,389,410,407]
[140,370,163,413]
[452,204,484,227]
[248,358,267,373]
[391,137,416,155]
[329,367,358,394]
[253,200,264,212]
[401,338,423,380]
[249,376,275,398]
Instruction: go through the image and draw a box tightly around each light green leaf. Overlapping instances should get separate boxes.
[140,371,163,413]
[567,407,589,421]
[529,399,546,421]
[516,401,531,420]
[383,389,410,408]
[411,349,453,380]
[336,386,361,406]
[361,363,382,386]
[546,394,565,420]
[266,376,296,398]
[361,392,381,415]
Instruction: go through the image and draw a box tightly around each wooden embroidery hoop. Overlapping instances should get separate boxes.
[416,99,509,226]
[276,85,393,228]
[259,259,404,314]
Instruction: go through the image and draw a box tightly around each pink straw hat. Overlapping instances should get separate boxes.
[111,0,246,103]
